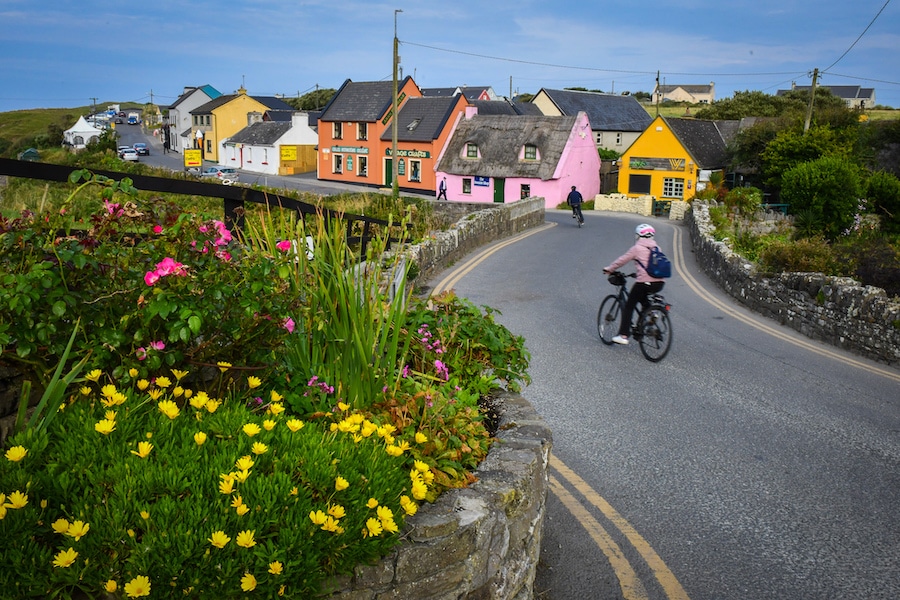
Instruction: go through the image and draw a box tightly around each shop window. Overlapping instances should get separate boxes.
[333,154,343,174]
[662,177,684,199]
[358,155,367,177]
[629,174,651,195]
[409,160,421,182]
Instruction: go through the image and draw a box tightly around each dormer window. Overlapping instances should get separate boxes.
[466,143,478,159]
[523,144,538,161]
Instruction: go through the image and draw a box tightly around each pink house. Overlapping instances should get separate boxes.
[435,108,600,208]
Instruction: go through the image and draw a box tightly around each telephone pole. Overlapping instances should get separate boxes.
[803,68,818,134]
[391,9,403,200]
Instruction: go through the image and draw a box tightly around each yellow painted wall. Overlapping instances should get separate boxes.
[617,116,699,199]
[207,95,269,162]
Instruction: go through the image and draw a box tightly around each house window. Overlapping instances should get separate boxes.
[629,174,651,195]
[205,116,211,126]
[595,132,603,145]
[616,133,623,145]
[462,178,472,194]
[358,155,367,177]
[409,160,421,182]
[523,144,537,160]
[520,184,531,199]
[246,148,252,163]
[333,122,343,139]
[466,143,478,159]
[205,139,212,154]
[333,154,343,174]
[357,122,367,141]
[663,177,685,199]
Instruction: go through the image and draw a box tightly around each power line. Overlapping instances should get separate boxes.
[823,0,892,73]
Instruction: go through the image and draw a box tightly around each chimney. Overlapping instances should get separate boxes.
[247,112,263,126]
[291,112,309,128]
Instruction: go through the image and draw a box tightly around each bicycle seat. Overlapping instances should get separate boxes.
[648,294,668,305]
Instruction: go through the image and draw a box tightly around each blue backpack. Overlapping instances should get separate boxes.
[638,246,672,278]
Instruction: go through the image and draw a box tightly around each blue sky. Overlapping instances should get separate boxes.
[1,0,898,114]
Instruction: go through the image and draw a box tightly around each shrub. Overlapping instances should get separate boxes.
[865,170,900,234]
[781,156,861,240]
[724,186,762,216]
[757,236,841,274]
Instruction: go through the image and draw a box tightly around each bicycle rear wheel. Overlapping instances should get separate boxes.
[637,305,672,362]
[597,295,620,345]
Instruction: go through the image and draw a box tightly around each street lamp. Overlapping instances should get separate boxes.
[392,8,403,199]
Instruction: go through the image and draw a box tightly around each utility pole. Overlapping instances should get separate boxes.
[655,71,660,116]
[803,68,819,134]
[392,9,403,200]
[90,97,97,115]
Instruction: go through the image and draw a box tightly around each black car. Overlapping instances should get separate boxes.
[133,143,149,156]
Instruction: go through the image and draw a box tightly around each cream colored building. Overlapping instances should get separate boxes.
[652,82,715,104]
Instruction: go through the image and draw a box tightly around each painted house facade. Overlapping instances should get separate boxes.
[435,109,600,208]
[777,84,877,109]
[222,112,319,176]
[165,85,221,154]
[651,82,716,104]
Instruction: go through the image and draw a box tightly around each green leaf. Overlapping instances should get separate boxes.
[52,300,67,317]
[188,315,202,334]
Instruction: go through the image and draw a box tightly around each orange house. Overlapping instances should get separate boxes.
[317,77,423,189]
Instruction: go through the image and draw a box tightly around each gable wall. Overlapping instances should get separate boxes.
[209,96,268,163]
[618,116,700,199]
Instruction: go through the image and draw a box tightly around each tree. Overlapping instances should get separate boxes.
[781,156,861,240]
[695,90,794,120]
[759,126,851,191]
[284,88,338,111]
[865,171,900,234]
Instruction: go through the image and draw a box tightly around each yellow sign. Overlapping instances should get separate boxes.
[280,146,297,161]
[184,149,202,168]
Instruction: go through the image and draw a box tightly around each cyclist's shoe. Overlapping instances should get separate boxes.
[611,335,629,345]
[572,214,576,219]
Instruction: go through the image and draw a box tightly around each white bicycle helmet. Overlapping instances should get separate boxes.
[635,223,655,238]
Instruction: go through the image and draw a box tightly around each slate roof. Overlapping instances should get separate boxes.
[776,85,875,100]
[167,85,221,110]
[664,118,736,169]
[469,99,543,116]
[657,84,713,94]
[378,96,462,143]
[191,94,294,114]
[421,86,493,100]
[320,77,415,122]
[536,89,652,131]
[437,114,577,180]
[227,122,293,145]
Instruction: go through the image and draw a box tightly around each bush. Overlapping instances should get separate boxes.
[757,236,841,274]
[724,186,762,216]
[865,170,900,234]
[781,156,861,240]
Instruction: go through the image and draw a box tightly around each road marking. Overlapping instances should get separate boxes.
[671,227,900,383]
[552,456,691,600]
[549,473,650,600]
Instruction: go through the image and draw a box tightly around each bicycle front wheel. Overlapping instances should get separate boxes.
[637,305,672,362]
[597,295,620,345]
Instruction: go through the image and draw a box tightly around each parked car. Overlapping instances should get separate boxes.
[133,143,149,156]
[199,166,239,184]
[120,148,139,162]
[117,145,132,158]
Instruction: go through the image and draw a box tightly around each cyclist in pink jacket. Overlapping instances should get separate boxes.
[602,223,665,345]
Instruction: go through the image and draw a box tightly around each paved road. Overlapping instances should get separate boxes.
[427,210,900,600]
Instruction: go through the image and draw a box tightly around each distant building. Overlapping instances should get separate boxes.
[776,84,876,109]
[651,82,715,104]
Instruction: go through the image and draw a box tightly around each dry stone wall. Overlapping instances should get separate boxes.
[688,201,900,365]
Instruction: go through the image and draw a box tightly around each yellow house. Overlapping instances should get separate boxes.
[617,116,735,200]
[190,87,294,163]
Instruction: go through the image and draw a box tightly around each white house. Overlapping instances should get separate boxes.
[164,85,222,154]
[221,112,319,176]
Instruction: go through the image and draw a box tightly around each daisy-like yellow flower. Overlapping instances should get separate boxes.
[247,376,261,389]
[335,476,349,491]
[113,391,127,405]
[194,431,207,446]
[219,475,236,495]
[101,383,117,398]
[128,367,139,378]
[124,575,151,597]
[242,423,261,437]
[385,445,403,457]
[155,376,172,389]
[205,399,221,413]
[231,495,244,509]
[262,419,276,431]
[236,504,250,516]
[66,520,90,541]
[381,518,399,534]
[94,419,116,435]
[268,402,285,416]
[290,486,299,496]
[360,420,378,437]
[235,529,256,548]
[414,460,430,473]
[309,510,327,526]
[208,530,230,548]
[52,518,70,534]
[5,445,27,462]
[217,361,231,373]
[189,395,207,409]
[137,379,150,391]
[415,431,428,444]
[52,547,78,568]
[251,442,268,455]
[140,510,150,520]
[400,496,418,516]
[171,369,189,381]
[131,441,153,459]
[285,419,304,432]
[80,386,92,396]
[235,456,254,471]
[240,573,257,592]
[365,517,383,537]
[321,516,342,533]
[183,388,193,399]
[84,369,103,383]
[172,386,184,398]
[366,498,379,509]
[104,410,117,421]
[147,389,163,401]
[157,400,179,420]
[270,390,283,403]
[376,505,394,523]
[411,478,428,501]
[327,504,346,519]
[337,401,350,412]
[233,469,251,483]
[105,580,118,593]
[268,561,283,575]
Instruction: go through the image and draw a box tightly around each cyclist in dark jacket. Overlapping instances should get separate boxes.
[567,186,584,224]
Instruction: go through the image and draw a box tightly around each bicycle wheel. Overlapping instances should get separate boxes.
[597,295,621,345]
[637,305,672,362]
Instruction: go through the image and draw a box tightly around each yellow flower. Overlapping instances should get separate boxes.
[235,456,254,471]
[101,383,117,397]
[400,498,418,516]
[183,388,193,399]
[128,367,139,378]
[233,469,250,483]
[140,510,150,520]
[124,575,151,597]
[104,410,117,421]
[337,401,350,412]
[113,391,127,405]
[240,572,257,592]
[414,460,430,473]
[157,400,179,419]
[397,440,411,453]
[335,476,349,491]
[286,419,304,432]
[381,518,399,534]
[247,376,261,389]
[0,505,5,519]
[321,516,342,533]
[205,399,221,413]
[242,423,261,437]
[194,431,207,446]
[309,510,327,525]
[131,441,153,459]
[385,444,403,457]
[52,518,70,534]
[219,475,235,495]
[411,478,428,500]
[268,402,285,416]
[231,495,244,508]
[251,442,268,455]
[85,369,103,382]
[147,389,163,400]
[155,376,171,388]
[327,504,346,519]
[236,504,250,516]
[376,505,394,523]
[263,419,276,431]
[366,498,379,509]
[80,386,92,396]
[360,420,378,437]
[94,419,116,435]
[172,386,184,398]
[137,379,150,391]
[208,530,230,548]
[270,390,283,403]
[235,529,256,548]
[268,561,283,575]
[66,520,90,541]
[172,369,189,381]
[5,445,27,462]
[415,431,428,443]
[52,547,78,568]
[105,580,118,593]
[217,361,231,372]
[365,517,383,537]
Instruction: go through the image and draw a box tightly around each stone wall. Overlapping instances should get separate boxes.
[592,193,689,220]
[688,201,900,365]
[321,392,553,600]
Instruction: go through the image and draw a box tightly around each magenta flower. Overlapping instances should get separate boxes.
[136,347,148,361]
[155,257,185,277]
[276,240,292,252]
[153,225,163,234]
[144,271,160,286]
[149,341,165,351]
[282,317,295,333]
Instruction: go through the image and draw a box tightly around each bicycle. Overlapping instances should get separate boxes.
[597,271,673,362]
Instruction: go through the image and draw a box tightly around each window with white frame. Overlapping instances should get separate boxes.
[616,132,623,145]
[409,160,421,182]
[357,122,367,140]
[662,177,684,199]
[358,155,367,176]
[333,154,343,174]
[333,122,343,139]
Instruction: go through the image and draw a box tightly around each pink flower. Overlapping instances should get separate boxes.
[155,257,185,277]
[144,271,160,286]
[149,341,165,351]
[216,250,232,262]
[136,347,148,361]
[282,317,295,333]
[276,240,292,252]
[153,225,163,234]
